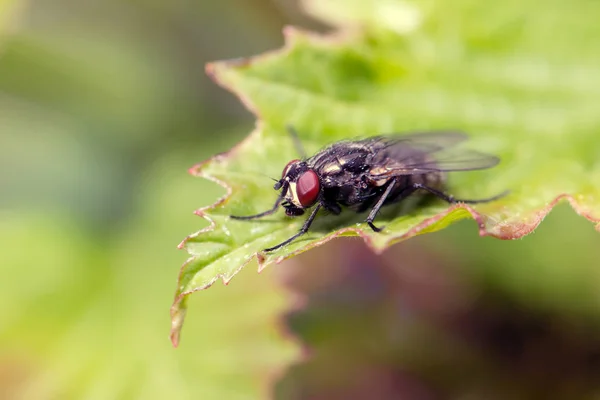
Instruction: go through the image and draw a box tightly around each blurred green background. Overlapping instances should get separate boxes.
[0,1,303,399]
[2,1,600,399]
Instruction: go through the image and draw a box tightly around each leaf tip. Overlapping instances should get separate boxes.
[205,61,244,81]
[169,300,187,348]
[204,61,216,78]
[256,252,268,272]
[188,162,204,176]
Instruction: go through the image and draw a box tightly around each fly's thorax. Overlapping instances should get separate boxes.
[367,166,391,187]
[320,161,343,175]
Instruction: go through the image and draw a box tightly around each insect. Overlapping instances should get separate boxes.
[231,127,506,252]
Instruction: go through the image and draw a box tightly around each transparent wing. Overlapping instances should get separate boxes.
[369,148,500,177]
[359,130,469,154]
[309,130,469,168]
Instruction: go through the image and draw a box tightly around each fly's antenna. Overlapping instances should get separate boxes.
[286,125,307,159]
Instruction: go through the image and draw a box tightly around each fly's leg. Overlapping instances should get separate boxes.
[286,125,307,159]
[264,204,322,252]
[323,201,342,215]
[412,183,509,204]
[366,179,412,232]
[230,189,286,220]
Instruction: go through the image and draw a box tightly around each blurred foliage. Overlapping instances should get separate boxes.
[173,0,600,342]
[0,0,292,229]
[0,1,300,399]
[0,0,21,40]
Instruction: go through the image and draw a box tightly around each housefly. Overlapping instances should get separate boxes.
[231,127,505,252]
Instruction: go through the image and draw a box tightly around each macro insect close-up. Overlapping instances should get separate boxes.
[232,127,506,252]
[5,0,600,398]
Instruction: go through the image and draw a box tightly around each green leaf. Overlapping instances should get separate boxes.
[172,0,600,343]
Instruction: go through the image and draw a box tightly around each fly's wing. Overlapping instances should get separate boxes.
[366,132,499,177]
[308,130,467,167]
[386,149,499,175]
[354,130,468,155]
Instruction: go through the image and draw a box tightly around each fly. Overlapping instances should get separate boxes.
[231,127,506,252]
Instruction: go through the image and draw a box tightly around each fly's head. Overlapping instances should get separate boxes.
[274,159,321,216]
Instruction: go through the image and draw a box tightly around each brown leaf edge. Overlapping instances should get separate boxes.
[170,25,600,347]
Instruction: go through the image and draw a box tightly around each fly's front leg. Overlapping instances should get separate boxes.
[264,203,322,252]
[231,183,288,220]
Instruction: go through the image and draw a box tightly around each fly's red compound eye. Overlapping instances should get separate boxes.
[282,159,300,178]
[296,170,320,207]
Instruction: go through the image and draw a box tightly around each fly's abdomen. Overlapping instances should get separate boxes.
[416,171,446,191]
[381,171,446,206]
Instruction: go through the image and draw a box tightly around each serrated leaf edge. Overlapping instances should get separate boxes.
[171,25,600,347]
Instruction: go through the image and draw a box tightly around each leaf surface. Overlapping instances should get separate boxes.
[172,0,600,344]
